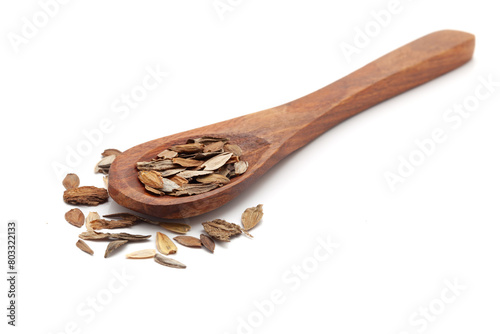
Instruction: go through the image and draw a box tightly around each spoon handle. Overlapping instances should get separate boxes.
[242,30,474,156]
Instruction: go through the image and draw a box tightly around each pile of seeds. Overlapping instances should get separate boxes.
[63,162,263,269]
[135,136,249,196]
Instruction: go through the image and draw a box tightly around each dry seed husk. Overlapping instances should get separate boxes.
[161,178,181,192]
[161,168,186,177]
[169,143,204,153]
[157,149,178,159]
[138,171,164,188]
[156,232,177,255]
[159,222,191,234]
[126,249,156,259]
[154,254,186,269]
[85,212,100,231]
[76,239,94,255]
[200,152,233,171]
[223,143,243,156]
[62,173,80,190]
[103,212,156,224]
[65,208,84,228]
[203,141,225,152]
[234,161,249,175]
[173,236,202,248]
[170,183,218,196]
[95,155,116,174]
[89,219,136,230]
[172,157,204,168]
[169,175,189,186]
[196,174,230,185]
[79,231,151,241]
[241,204,263,231]
[104,240,128,258]
[102,148,122,157]
[200,234,215,253]
[136,159,176,171]
[64,186,108,206]
[145,185,165,195]
[103,176,109,189]
[202,219,252,242]
[187,136,229,144]
[176,170,213,179]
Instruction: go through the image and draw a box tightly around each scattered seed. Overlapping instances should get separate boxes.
[154,254,186,269]
[65,208,84,228]
[156,232,177,255]
[159,222,191,234]
[241,204,263,231]
[63,186,108,206]
[126,249,156,259]
[202,219,252,242]
[174,236,202,248]
[76,239,94,255]
[104,240,128,258]
[62,173,80,190]
[200,234,215,253]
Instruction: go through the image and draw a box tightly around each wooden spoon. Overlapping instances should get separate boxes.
[109,30,475,219]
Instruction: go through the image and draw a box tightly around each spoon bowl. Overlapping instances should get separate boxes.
[109,30,475,219]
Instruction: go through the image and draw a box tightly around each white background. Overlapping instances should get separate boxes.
[1,1,499,333]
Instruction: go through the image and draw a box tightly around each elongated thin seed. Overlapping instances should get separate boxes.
[174,236,202,248]
[156,232,177,255]
[200,234,215,253]
[154,254,186,269]
[126,249,156,259]
[104,240,128,258]
[76,239,94,255]
[159,222,191,234]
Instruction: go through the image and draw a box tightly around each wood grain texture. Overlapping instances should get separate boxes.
[108,30,475,219]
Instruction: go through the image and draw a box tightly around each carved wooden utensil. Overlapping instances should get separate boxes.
[109,30,475,219]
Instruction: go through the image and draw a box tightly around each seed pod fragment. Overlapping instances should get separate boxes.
[63,186,108,206]
[202,219,252,242]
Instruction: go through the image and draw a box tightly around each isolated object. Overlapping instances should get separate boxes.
[109,30,475,219]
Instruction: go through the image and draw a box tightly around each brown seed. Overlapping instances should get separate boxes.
[138,171,164,189]
[203,141,225,153]
[145,185,165,195]
[169,175,189,186]
[65,208,84,228]
[196,174,230,185]
[223,143,243,156]
[63,186,108,206]
[172,157,204,168]
[176,170,213,179]
[104,240,128,258]
[169,143,204,153]
[76,239,94,255]
[94,155,116,174]
[62,173,80,190]
[136,159,176,171]
[126,249,156,259]
[170,183,218,196]
[159,222,191,234]
[101,148,122,157]
[161,168,186,177]
[202,219,252,242]
[154,254,186,269]
[200,234,215,253]
[156,232,177,255]
[89,219,136,230]
[241,204,263,231]
[157,149,178,159]
[174,236,202,248]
